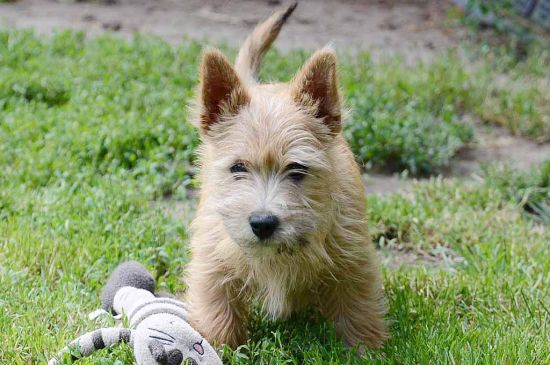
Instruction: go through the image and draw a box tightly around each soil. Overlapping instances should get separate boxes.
[1,0,548,195]
[379,244,465,270]
[0,0,459,64]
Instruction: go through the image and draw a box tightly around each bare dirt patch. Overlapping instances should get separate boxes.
[451,120,550,175]
[0,0,459,63]
[378,244,465,270]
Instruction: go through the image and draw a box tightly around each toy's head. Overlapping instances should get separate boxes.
[134,314,222,365]
[49,261,223,365]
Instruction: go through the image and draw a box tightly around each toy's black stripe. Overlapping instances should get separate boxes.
[92,329,105,349]
[71,354,80,362]
[119,329,131,343]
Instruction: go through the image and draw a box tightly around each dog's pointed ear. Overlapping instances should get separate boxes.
[198,49,250,133]
[292,48,342,133]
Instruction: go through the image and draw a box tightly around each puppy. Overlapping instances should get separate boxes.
[185,2,388,352]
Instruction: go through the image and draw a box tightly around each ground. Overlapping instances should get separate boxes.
[0,1,549,364]
[1,0,457,62]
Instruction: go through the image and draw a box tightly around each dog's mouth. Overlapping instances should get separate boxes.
[245,234,309,252]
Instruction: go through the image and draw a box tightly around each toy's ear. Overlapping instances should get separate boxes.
[148,339,168,365]
[101,261,155,313]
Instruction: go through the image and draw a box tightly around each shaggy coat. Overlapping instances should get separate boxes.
[185,3,388,351]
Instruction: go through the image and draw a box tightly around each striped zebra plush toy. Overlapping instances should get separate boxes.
[48,261,222,365]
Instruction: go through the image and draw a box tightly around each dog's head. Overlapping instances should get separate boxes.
[194,48,343,252]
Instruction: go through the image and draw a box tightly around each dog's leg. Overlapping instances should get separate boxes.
[321,254,388,352]
[186,269,248,348]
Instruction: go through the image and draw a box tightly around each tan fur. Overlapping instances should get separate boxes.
[235,2,297,84]
[186,3,388,352]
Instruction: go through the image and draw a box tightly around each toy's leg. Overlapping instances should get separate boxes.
[48,328,133,365]
[321,254,388,352]
[186,268,248,348]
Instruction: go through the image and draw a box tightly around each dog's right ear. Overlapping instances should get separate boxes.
[292,48,342,134]
[198,50,250,133]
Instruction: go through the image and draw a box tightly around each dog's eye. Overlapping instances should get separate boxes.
[286,163,309,182]
[230,161,248,179]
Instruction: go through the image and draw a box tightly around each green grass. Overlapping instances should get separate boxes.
[0,30,471,178]
[0,30,549,364]
[455,0,550,143]
[1,31,547,178]
[483,160,550,223]
[1,161,548,364]
[478,44,550,142]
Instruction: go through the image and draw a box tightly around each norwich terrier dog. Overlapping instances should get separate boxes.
[185,3,388,351]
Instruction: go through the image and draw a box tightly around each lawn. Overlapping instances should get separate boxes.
[0,30,549,364]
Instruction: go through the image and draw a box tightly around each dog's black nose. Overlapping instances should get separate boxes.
[249,213,279,240]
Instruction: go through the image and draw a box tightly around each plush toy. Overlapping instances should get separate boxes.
[48,261,222,365]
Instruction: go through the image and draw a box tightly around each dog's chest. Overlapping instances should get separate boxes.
[245,255,325,319]
[256,276,318,319]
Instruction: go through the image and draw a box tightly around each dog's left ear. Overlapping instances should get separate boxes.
[292,48,342,134]
[198,49,250,134]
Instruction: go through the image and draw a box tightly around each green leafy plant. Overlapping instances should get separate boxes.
[483,160,550,222]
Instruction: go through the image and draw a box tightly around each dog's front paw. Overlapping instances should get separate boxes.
[188,298,248,349]
[203,317,247,349]
[335,314,389,353]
